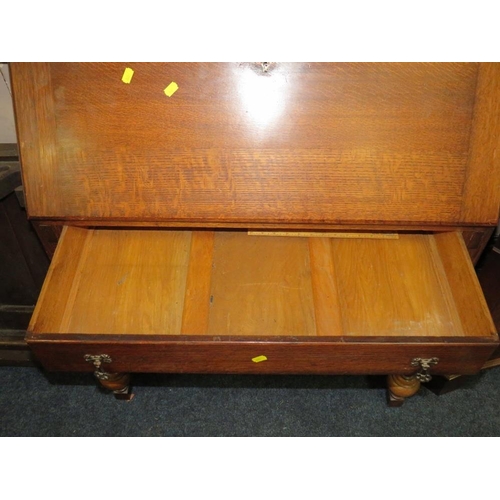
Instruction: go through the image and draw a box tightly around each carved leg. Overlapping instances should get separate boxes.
[387,374,420,407]
[97,372,134,401]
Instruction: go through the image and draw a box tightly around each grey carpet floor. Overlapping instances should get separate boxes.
[1,365,500,436]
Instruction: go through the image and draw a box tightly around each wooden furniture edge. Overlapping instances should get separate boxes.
[10,63,59,218]
[22,217,500,232]
[25,333,499,344]
[433,232,498,337]
[461,62,500,224]
[27,226,91,333]
[26,338,498,377]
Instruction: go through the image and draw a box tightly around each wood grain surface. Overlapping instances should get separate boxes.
[181,231,215,334]
[27,338,497,376]
[331,236,463,337]
[433,232,497,338]
[29,228,497,340]
[12,62,499,227]
[207,232,317,336]
[65,230,191,334]
[461,63,500,224]
[28,226,89,333]
[10,63,60,217]
[309,238,344,336]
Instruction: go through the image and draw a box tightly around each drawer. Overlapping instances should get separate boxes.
[29,338,495,376]
[26,227,498,376]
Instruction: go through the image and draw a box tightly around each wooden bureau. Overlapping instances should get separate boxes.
[11,63,500,405]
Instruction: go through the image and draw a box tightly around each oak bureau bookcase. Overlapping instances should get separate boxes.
[10,63,500,405]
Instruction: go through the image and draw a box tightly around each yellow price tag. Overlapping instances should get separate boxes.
[252,355,268,363]
[164,82,179,97]
[121,67,134,84]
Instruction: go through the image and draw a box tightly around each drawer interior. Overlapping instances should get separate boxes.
[28,227,497,341]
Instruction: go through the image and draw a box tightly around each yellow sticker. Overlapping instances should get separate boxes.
[252,355,268,363]
[164,81,179,97]
[121,67,134,84]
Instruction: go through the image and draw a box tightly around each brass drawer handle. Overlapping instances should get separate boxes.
[84,354,112,380]
[411,357,439,382]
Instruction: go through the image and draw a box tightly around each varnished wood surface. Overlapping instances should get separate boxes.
[12,62,500,227]
[387,374,420,406]
[34,228,192,335]
[433,232,497,339]
[24,221,498,264]
[461,63,500,224]
[207,232,317,336]
[308,238,343,336]
[28,226,89,333]
[331,236,462,337]
[9,63,59,218]
[181,231,215,334]
[27,338,497,375]
[29,227,497,340]
[248,231,399,239]
[25,218,500,233]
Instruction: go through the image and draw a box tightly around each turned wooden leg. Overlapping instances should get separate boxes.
[387,374,420,407]
[98,372,134,401]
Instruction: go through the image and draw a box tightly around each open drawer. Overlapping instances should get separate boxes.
[12,62,500,405]
[27,227,498,381]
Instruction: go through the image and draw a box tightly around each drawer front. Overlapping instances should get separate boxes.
[28,339,497,376]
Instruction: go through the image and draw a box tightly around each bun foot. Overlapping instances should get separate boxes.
[98,372,134,401]
[387,374,420,407]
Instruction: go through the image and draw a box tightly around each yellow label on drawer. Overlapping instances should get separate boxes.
[164,82,179,97]
[252,355,267,363]
[121,67,134,84]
